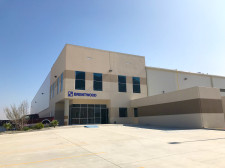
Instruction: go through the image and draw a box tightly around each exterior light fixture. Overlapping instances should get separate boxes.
[41,93,44,95]
[109,69,112,72]
[184,78,188,80]
[54,75,57,78]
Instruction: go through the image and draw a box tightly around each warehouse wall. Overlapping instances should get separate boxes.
[177,73,211,90]
[212,77,225,96]
[31,72,50,114]
[146,67,225,97]
[146,69,177,96]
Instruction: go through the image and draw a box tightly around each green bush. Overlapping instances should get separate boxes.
[44,124,49,128]
[50,120,59,128]
[3,123,13,131]
[23,126,30,131]
[34,123,44,129]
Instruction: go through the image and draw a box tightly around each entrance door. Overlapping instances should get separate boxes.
[101,109,108,124]
[69,104,108,125]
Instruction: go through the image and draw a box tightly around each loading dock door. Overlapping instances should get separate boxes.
[69,104,108,125]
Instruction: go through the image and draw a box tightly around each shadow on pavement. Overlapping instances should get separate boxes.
[168,137,225,144]
[123,124,198,131]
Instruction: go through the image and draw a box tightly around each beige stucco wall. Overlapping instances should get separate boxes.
[65,44,146,78]
[131,87,225,128]
[130,87,200,107]
[54,102,64,125]
[198,87,221,99]
[49,46,67,117]
[138,114,203,128]
[63,45,147,123]
[201,113,225,128]
[222,97,225,115]
[47,44,147,124]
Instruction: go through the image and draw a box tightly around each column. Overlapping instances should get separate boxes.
[64,99,69,125]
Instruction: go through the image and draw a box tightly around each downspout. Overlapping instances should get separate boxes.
[145,67,149,96]
[210,76,214,88]
[176,70,180,90]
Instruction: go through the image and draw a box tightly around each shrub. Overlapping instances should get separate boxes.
[23,126,30,131]
[4,100,29,130]
[3,123,13,131]
[34,123,44,129]
[44,124,49,128]
[50,120,59,128]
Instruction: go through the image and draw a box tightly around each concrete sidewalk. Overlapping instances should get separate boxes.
[0,125,225,168]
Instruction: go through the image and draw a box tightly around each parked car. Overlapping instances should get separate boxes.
[25,114,54,125]
[0,120,11,126]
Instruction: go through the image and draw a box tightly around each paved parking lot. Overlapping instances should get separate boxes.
[1,125,225,168]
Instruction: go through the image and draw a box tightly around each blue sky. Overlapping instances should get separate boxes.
[0,0,225,119]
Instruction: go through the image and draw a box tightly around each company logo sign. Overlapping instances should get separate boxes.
[68,91,97,97]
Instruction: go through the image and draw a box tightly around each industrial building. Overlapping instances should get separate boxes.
[31,44,225,128]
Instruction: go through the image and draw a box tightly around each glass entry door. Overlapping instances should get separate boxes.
[69,104,108,125]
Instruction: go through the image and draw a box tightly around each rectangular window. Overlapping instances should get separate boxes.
[134,108,138,117]
[119,108,127,117]
[60,73,63,92]
[133,77,141,93]
[57,77,60,94]
[75,71,85,90]
[118,75,126,92]
[93,73,102,91]
[52,83,55,97]
[220,89,225,92]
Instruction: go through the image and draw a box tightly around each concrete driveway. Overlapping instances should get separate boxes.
[0,125,225,168]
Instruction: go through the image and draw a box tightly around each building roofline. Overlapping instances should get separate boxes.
[65,44,145,58]
[146,66,225,79]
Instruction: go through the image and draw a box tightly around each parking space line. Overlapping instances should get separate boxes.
[0,144,78,155]
[0,141,88,156]
[0,152,105,167]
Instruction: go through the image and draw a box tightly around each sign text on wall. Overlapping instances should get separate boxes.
[68,91,97,97]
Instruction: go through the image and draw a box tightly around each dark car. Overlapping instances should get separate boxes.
[25,114,54,125]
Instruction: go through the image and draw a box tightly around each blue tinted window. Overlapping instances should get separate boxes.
[118,75,126,83]
[134,108,138,117]
[119,108,127,117]
[60,73,63,92]
[57,77,60,94]
[118,75,126,92]
[76,71,85,80]
[93,73,102,91]
[75,71,85,90]
[133,77,141,93]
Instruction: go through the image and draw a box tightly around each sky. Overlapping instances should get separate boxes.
[0,0,225,119]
